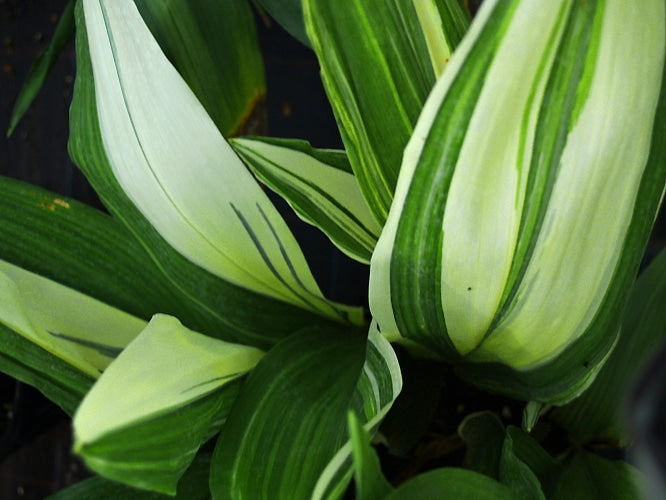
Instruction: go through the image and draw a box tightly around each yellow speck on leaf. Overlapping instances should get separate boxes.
[53,198,71,209]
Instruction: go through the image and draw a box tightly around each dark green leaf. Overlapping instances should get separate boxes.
[48,452,213,499]
[209,325,367,499]
[7,1,75,137]
[499,430,545,500]
[135,0,266,137]
[553,450,643,500]
[304,0,469,224]
[459,411,505,479]
[348,411,394,500]
[386,468,513,499]
[254,0,311,47]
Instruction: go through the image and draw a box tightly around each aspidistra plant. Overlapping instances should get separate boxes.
[2,0,666,498]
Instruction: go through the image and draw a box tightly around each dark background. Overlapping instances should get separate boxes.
[0,1,365,497]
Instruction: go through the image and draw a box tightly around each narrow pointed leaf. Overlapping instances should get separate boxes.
[232,137,381,263]
[347,411,394,500]
[552,249,666,444]
[70,0,360,350]
[134,0,265,137]
[386,468,513,500]
[304,0,469,223]
[73,315,262,495]
[210,323,401,499]
[7,1,75,137]
[370,0,666,402]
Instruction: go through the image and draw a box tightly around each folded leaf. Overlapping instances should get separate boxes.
[232,137,381,263]
[134,0,265,137]
[370,0,666,402]
[304,0,469,223]
[7,1,75,137]
[210,323,401,499]
[73,314,263,495]
[70,0,361,350]
[0,260,145,378]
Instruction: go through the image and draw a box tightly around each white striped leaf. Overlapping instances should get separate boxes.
[303,0,469,224]
[73,314,263,495]
[210,323,401,499]
[75,0,362,331]
[231,137,381,263]
[370,0,666,403]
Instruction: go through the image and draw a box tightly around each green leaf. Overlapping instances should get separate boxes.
[303,0,469,224]
[134,0,265,137]
[386,468,513,500]
[370,0,666,403]
[231,137,381,263]
[254,0,311,47]
[553,450,643,500]
[78,0,347,319]
[552,249,666,444]
[70,0,360,350]
[499,430,545,500]
[210,323,402,499]
[0,260,145,378]
[347,411,394,500]
[459,411,505,479]
[48,452,213,500]
[73,315,262,495]
[506,427,562,498]
[7,1,75,137]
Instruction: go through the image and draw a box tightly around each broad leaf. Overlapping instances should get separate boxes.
[370,0,666,403]
[135,0,265,137]
[48,452,213,500]
[386,468,513,499]
[70,0,361,350]
[553,450,643,500]
[7,1,75,137]
[304,0,469,224]
[552,249,666,445]
[210,323,402,499]
[232,137,381,263]
[73,314,262,495]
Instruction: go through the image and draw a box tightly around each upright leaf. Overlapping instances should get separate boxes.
[71,0,361,350]
[7,1,75,137]
[304,0,469,224]
[347,411,394,500]
[232,137,381,263]
[73,315,263,495]
[134,0,265,137]
[370,0,666,403]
